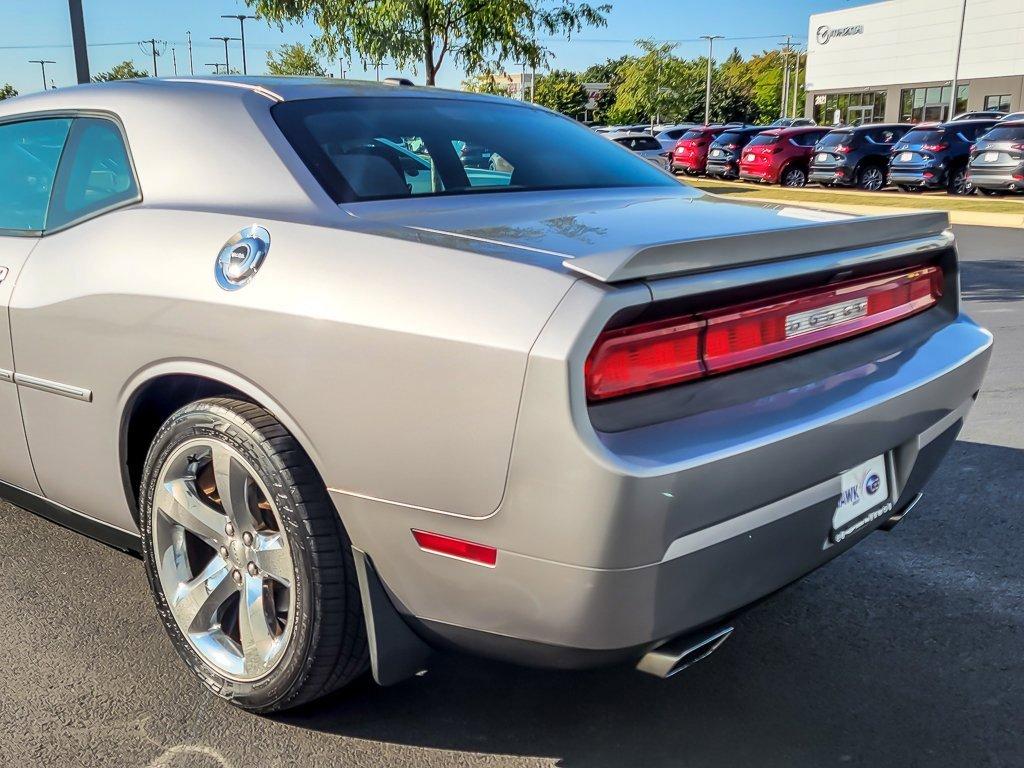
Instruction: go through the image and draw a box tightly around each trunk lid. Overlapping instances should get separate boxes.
[346,187,949,283]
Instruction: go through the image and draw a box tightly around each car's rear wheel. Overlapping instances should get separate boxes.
[139,397,368,713]
[781,166,807,187]
[856,165,885,191]
[947,166,972,195]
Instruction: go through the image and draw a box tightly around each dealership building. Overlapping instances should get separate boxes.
[804,0,1024,125]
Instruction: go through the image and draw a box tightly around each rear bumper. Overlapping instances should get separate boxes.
[809,166,851,185]
[889,168,944,188]
[333,274,991,666]
[706,159,739,178]
[968,167,1024,190]
[739,167,777,183]
[671,158,705,173]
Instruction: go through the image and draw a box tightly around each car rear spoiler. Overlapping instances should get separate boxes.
[562,210,951,283]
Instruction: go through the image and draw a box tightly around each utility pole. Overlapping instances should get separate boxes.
[778,36,793,119]
[140,39,164,76]
[67,0,90,83]
[949,0,968,120]
[207,63,224,75]
[187,31,194,75]
[791,48,803,119]
[210,36,239,74]
[700,35,723,126]
[29,60,55,90]
[339,59,346,78]
[221,14,256,75]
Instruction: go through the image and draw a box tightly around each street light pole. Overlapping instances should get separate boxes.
[29,60,56,90]
[67,0,90,83]
[221,15,256,75]
[187,31,194,75]
[210,36,240,74]
[779,36,793,119]
[949,0,968,120]
[700,35,723,126]
[791,48,802,119]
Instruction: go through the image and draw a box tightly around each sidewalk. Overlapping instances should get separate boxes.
[687,179,1024,228]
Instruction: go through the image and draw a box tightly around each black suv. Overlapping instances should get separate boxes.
[888,119,999,194]
[705,125,766,179]
[967,120,1024,194]
[809,124,911,190]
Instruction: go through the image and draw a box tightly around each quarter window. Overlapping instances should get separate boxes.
[47,117,138,231]
[0,118,72,233]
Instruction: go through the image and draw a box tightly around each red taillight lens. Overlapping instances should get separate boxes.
[835,144,852,154]
[585,266,943,401]
[921,142,948,152]
[412,530,498,566]
[1010,143,1024,151]
[585,317,704,400]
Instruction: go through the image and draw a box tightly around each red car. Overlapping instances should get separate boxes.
[671,125,726,175]
[739,126,831,186]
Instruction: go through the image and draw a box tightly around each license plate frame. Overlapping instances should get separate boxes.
[831,453,894,543]
[900,152,912,162]
[984,151,998,162]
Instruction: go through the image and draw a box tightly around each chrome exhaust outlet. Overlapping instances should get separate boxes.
[880,492,923,532]
[636,625,734,679]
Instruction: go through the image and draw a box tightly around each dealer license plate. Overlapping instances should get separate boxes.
[745,153,755,162]
[711,149,723,157]
[832,454,892,543]
[817,152,828,162]
[984,151,998,162]
[900,152,912,162]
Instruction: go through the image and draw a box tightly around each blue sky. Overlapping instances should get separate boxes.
[1,0,856,95]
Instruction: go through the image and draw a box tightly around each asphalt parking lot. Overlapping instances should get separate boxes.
[0,225,1021,768]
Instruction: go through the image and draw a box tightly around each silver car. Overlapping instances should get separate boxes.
[0,77,992,713]
[604,130,671,169]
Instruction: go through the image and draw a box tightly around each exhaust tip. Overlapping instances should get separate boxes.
[880,492,923,532]
[636,625,734,679]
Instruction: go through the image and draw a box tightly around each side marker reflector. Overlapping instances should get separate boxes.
[412,530,497,567]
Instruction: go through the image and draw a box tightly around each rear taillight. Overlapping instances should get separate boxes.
[835,144,852,154]
[1010,143,1024,151]
[585,266,943,401]
[921,143,948,152]
[723,143,738,150]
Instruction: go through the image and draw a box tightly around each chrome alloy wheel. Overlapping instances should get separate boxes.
[152,439,296,681]
[860,166,885,191]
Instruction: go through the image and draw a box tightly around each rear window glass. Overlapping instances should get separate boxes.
[980,126,1024,141]
[274,97,676,203]
[746,134,779,147]
[902,129,945,144]
[817,132,854,147]
[714,131,749,145]
[681,129,711,140]
[615,136,661,151]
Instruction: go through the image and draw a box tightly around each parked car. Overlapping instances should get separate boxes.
[0,77,991,715]
[998,111,1024,122]
[966,120,1024,194]
[888,119,999,194]
[653,123,696,151]
[769,117,817,128]
[671,125,726,175]
[705,125,766,179]
[809,123,911,190]
[739,126,831,186]
[606,131,670,169]
[951,111,1006,121]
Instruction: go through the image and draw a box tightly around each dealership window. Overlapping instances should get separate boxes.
[899,85,968,123]
[984,94,1011,112]
[813,91,887,126]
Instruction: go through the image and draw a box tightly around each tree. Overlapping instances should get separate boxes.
[266,42,328,76]
[0,83,17,100]
[249,0,610,86]
[606,40,699,125]
[462,72,514,97]
[533,69,586,117]
[92,60,149,82]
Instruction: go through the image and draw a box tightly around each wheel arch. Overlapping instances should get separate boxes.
[117,361,328,525]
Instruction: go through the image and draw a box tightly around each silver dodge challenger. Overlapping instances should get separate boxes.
[0,77,992,712]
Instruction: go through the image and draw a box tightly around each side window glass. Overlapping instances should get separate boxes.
[47,117,138,230]
[0,118,72,233]
[452,138,513,188]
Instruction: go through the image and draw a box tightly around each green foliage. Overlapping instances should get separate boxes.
[461,72,514,97]
[249,0,610,86]
[266,43,327,76]
[533,69,586,117]
[0,83,17,100]
[92,61,149,82]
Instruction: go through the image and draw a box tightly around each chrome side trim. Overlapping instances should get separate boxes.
[14,373,92,402]
[0,368,13,383]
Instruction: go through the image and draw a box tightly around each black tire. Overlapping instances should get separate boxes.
[139,397,368,713]
[856,164,886,191]
[781,165,807,187]
[947,165,972,195]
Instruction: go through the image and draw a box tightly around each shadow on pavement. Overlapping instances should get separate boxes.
[961,258,1024,303]
[276,440,1024,768]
